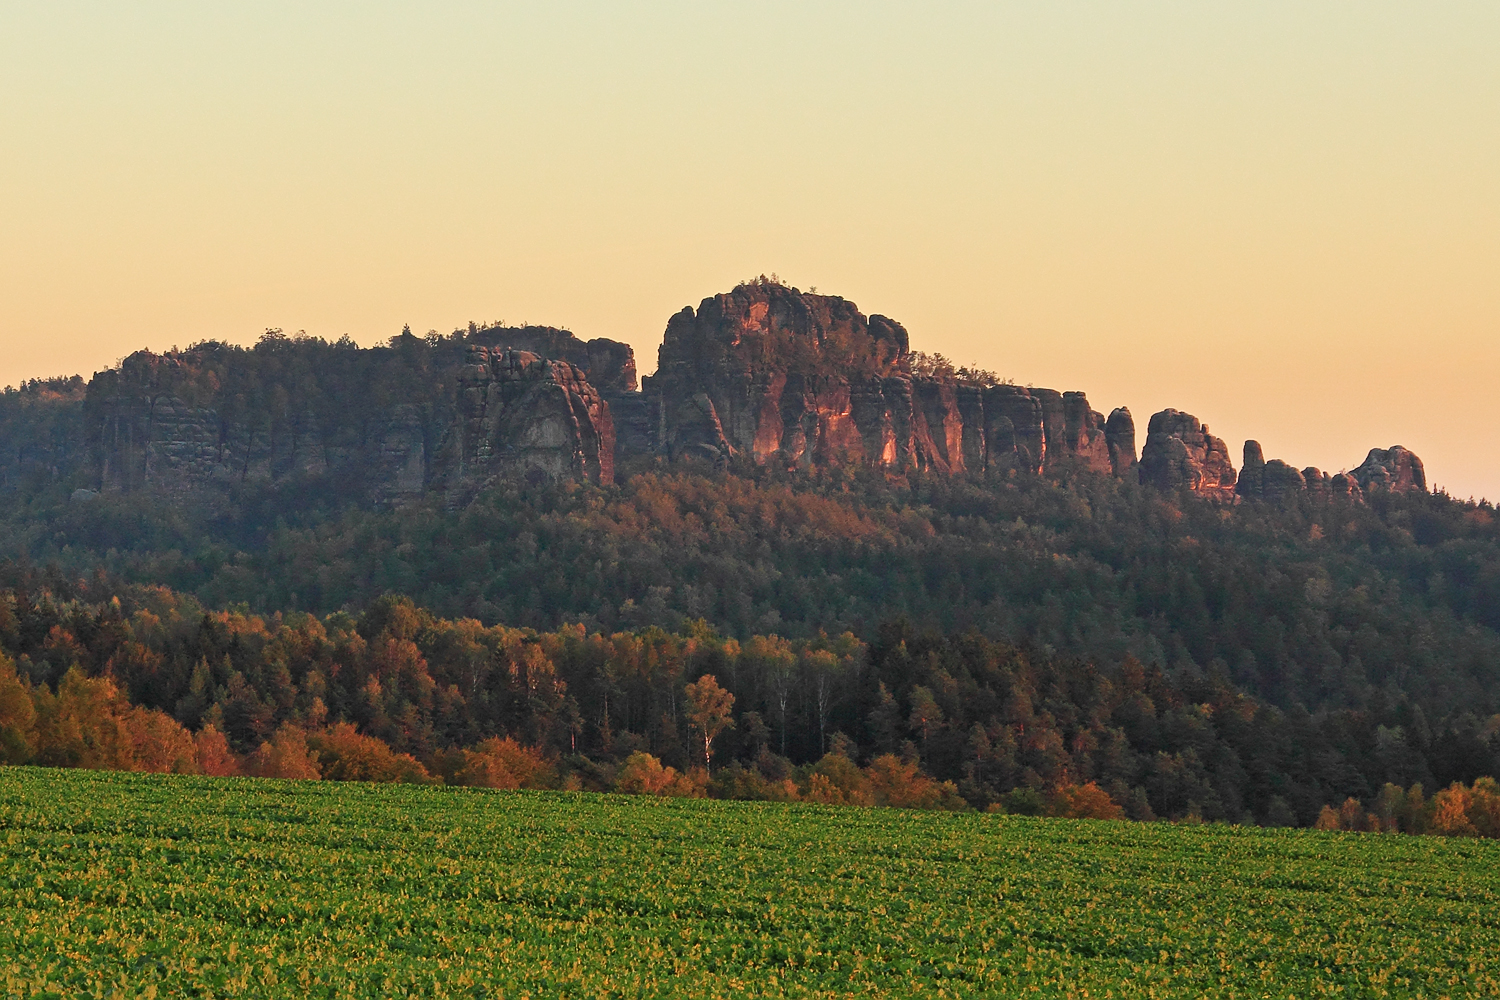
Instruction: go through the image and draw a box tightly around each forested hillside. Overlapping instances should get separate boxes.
[4,461,1498,718]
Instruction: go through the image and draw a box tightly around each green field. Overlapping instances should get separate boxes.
[1,769,1497,998]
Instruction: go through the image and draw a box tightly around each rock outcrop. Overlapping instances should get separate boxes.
[636,282,1129,475]
[468,324,637,395]
[1105,408,1138,478]
[75,329,628,501]
[1137,410,1237,497]
[1354,446,1426,493]
[1232,441,1429,504]
[1,284,1434,506]
[434,348,614,489]
[1235,440,1306,503]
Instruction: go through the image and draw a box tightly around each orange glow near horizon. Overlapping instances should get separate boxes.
[2,4,1497,496]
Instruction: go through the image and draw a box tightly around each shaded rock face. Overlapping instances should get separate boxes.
[80,339,620,501]
[1138,410,1237,497]
[1105,408,1137,478]
[1235,440,1304,502]
[84,350,446,501]
[86,351,441,500]
[1233,438,1432,506]
[435,348,614,489]
[86,351,333,494]
[636,283,1127,475]
[1233,440,1429,504]
[1354,446,1426,493]
[1303,468,1332,502]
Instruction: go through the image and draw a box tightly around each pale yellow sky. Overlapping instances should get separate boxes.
[3,3,1497,497]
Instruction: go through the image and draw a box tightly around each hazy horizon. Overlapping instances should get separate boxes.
[3,3,1497,498]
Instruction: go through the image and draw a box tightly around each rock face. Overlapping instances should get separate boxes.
[469,324,637,395]
[635,282,1128,475]
[1236,440,1305,503]
[90,352,234,494]
[1,284,1434,505]
[1137,410,1237,497]
[434,348,614,489]
[1354,446,1426,493]
[74,328,629,501]
[1105,408,1137,478]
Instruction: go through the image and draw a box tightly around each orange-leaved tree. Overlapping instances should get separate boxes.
[684,674,734,772]
[451,736,556,790]
[307,722,433,784]
[1048,781,1125,820]
[246,723,321,780]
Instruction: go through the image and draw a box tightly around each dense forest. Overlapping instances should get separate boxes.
[1,559,1496,833]
[4,453,1499,718]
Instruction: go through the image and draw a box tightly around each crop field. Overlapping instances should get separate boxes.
[1,769,1498,999]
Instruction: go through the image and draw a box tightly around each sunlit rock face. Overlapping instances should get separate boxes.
[636,281,1125,476]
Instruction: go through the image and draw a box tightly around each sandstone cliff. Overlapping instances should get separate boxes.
[1137,410,1237,498]
[636,282,1128,476]
[468,324,637,395]
[1235,440,1305,503]
[434,347,614,490]
[1354,446,1426,493]
[67,325,630,502]
[0,284,1434,506]
[1230,439,1428,503]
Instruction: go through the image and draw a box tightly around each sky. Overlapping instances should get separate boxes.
[2,3,1497,498]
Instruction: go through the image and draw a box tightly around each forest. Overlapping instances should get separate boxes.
[1,557,1497,834]
[5,449,1500,717]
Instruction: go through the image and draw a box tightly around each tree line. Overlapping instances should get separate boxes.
[1,561,1496,836]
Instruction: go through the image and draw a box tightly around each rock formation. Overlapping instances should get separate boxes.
[1137,410,1237,497]
[1235,440,1306,503]
[0,283,1434,506]
[1105,408,1137,478]
[1232,440,1428,504]
[434,348,614,489]
[468,324,637,395]
[71,328,628,501]
[1354,446,1426,493]
[636,282,1128,476]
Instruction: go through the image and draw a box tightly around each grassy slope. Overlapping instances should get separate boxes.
[2,768,1497,998]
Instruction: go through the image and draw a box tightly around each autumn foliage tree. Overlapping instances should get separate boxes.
[684,674,734,772]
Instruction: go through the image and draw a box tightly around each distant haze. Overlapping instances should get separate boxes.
[2,3,1497,497]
